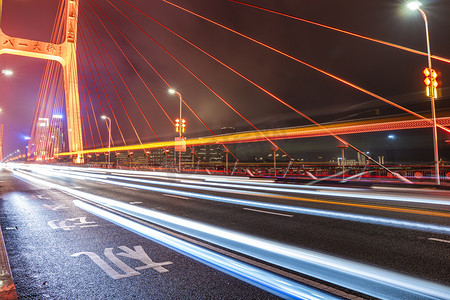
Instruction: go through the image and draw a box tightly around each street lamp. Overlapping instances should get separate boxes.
[101,115,111,168]
[1,69,13,76]
[169,88,183,172]
[24,136,31,160]
[337,144,348,179]
[407,1,440,185]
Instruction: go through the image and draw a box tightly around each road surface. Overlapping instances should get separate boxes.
[1,164,450,299]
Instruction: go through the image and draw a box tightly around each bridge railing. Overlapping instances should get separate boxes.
[59,160,450,184]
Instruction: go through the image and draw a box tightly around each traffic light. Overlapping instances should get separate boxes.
[175,118,180,132]
[181,119,186,133]
[175,118,186,133]
[423,68,439,98]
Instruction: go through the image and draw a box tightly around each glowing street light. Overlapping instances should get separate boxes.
[169,88,184,172]
[407,1,440,185]
[1,69,13,76]
[101,115,111,168]
[407,1,421,10]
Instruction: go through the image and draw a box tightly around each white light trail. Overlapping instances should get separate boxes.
[13,164,450,235]
[31,164,450,206]
[72,199,336,300]
[11,167,450,299]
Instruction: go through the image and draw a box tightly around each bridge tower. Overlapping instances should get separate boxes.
[0,0,83,162]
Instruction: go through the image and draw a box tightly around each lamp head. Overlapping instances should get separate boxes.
[407,1,422,10]
[168,88,176,94]
[1,69,13,76]
[101,115,107,120]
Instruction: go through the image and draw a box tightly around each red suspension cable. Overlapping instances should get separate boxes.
[159,0,450,135]
[230,0,450,65]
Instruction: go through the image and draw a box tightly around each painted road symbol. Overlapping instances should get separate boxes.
[48,217,98,231]
[71,245,172,279]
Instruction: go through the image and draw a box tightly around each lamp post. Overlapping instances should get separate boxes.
[407,1,440,185]
[24,136,31,160]
[271,148,278,177]
[169,89,183,172]
[101,115,111,168]
[337,144,348,179]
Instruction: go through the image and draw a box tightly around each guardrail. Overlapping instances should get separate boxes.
[57,161,450,184]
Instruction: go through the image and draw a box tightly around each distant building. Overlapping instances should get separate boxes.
[220,126,236,134]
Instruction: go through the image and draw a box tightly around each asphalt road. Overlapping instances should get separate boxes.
[2,164,450,299]
[0,168,281,299]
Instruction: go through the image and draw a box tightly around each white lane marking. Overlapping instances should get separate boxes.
[243,207,293,217]
[124,187,139,191]
[428,238,450,244]
[129,201,143,205]
[163,193,189,200]
[72,186,83,189]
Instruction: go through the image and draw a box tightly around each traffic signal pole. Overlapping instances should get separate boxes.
[420,8,440,185]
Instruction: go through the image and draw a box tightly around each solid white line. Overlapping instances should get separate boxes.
[428,238,450,244]
[130,201,143,205]
[163,193,189,200]
[243,207,293,217]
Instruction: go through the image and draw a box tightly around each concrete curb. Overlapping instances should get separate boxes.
[0,226,17,299]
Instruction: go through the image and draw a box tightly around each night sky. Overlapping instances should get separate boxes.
[0,0,449,163]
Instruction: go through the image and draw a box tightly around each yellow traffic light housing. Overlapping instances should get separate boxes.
[423,68,439,98]
[175,118,180,132]
[181,119,186,133]
[175,118,186,133]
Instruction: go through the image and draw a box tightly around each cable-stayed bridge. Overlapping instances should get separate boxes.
[0,2,449,299]
[0,0,449,184]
